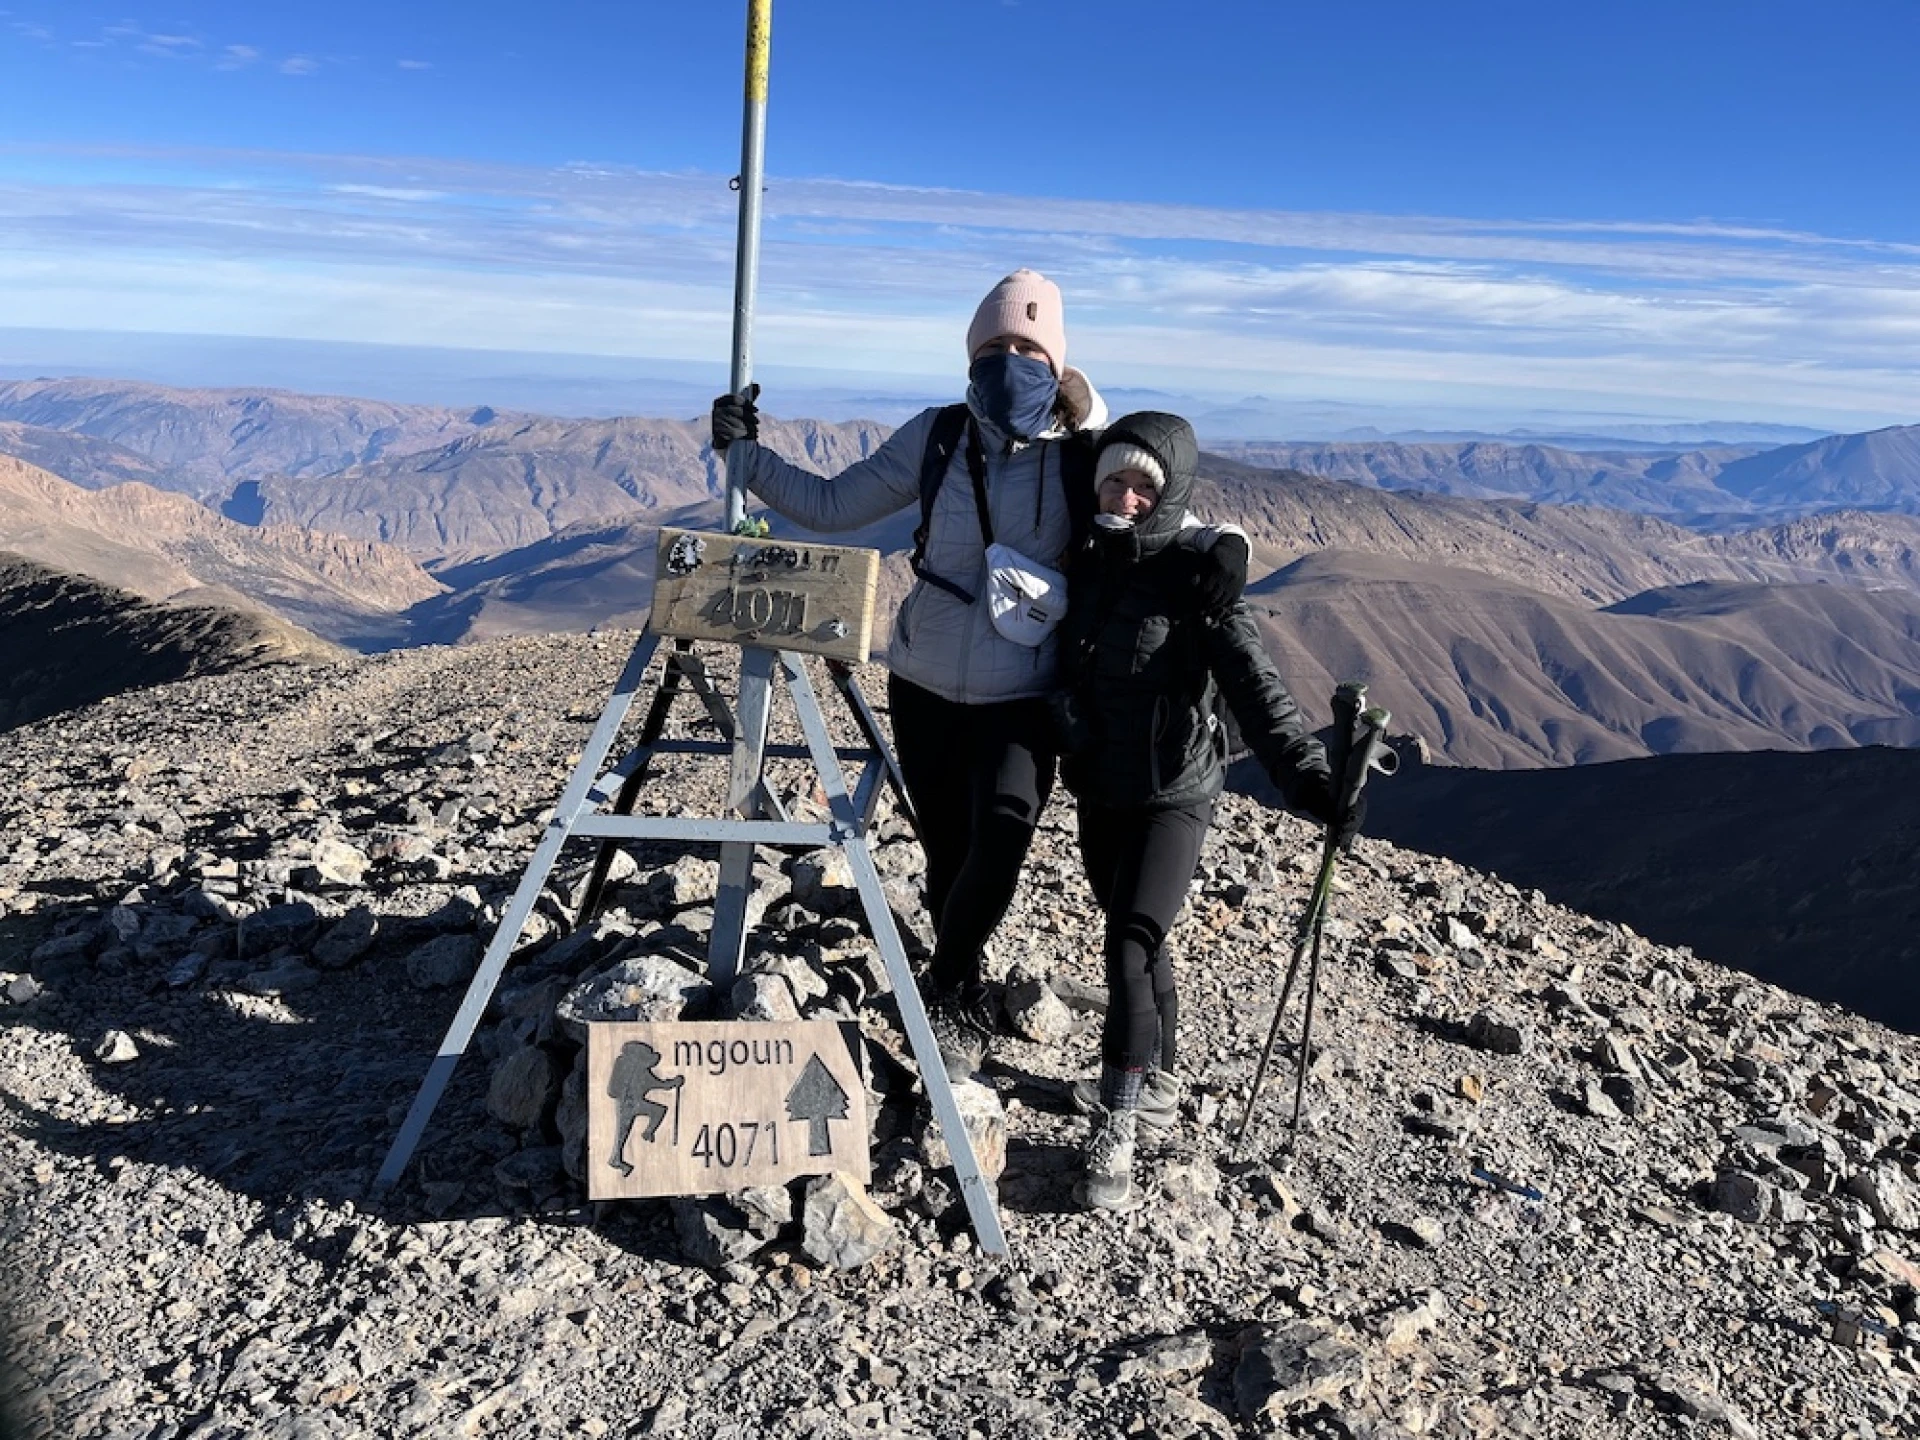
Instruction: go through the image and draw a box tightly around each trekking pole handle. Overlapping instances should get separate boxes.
[1330,703,1396,847]
[1327,681,1366,805]
[1353,706,1399,785]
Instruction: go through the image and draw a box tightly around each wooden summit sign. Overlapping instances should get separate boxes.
[649,527,879,664]
[585,1020,870,1201]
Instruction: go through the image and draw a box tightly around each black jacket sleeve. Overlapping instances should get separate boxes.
[1202,603,1332,806]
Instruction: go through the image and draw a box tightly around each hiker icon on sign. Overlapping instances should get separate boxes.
[607,1040,685,1176]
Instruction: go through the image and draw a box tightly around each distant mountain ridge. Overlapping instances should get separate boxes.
[1208,424,1920,522]
[1209,438,1760,517]
[4,377,1920,775]
[247,412,890,556]
[1712,425,1920,512]
[0,377,517,502]
[0,553,341,731]
[0,454,442,645]
[1242,550,1920,766]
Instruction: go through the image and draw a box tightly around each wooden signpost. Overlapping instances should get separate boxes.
[587,1020,869,1200]
[650,528,878,664]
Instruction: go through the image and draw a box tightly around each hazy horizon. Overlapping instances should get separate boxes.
[0,327,1858,448]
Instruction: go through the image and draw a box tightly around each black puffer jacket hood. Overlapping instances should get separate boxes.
[1093,410,1198,554]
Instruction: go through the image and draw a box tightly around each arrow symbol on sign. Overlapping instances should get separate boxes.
[784,1053,850,1157]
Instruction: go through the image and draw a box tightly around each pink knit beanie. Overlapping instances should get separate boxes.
[966,269,1066,375]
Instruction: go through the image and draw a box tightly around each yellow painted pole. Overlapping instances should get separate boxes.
[725,0,772,533]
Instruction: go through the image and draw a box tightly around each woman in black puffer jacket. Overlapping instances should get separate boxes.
[1053,411,1350,1212]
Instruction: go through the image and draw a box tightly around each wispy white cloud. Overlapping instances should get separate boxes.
[21,19,384,80]
[397,59,431,71]
[0,147,1914,429]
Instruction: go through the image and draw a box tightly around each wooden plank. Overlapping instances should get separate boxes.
[586,1020,870,1200]
[648,527,878,663]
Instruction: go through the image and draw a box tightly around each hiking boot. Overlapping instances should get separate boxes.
[1074,1106,1140,1213]
[926,984,996,1081]
[1070,1068,1180,1133]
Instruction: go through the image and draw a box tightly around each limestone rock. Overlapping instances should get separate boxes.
[312,905,379,969]
[1003,968,1075,1045]
[788,849,859,915]
[405,933,481,990]
[801,1173,897,1270]
[486,1045,565,1131]
[1233,1320,1370,1423]
[914,1079,1007,1184]
[731,971,800,1023]
[93,1029,139,1064]
[554,954,708,1044]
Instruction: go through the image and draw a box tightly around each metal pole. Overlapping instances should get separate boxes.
[725,0,772,533]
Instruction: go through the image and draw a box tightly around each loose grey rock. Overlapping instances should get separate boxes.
[242,901,322,957]
[1847,1165,1920,1233]
[913,1079,1008,1184]
[1233,1319,1370,1423]
[555,953,708,1043]
[731,971,801,1022]
[301,837,370,888]
[673,1197,763,1270]
[93,1029,139,1064]
[788,849,858,915]
[312,905,379,969]
[486,1044,565,1131]
[801,1173,897,1270]
[405,933,482,990]
[1002,967,1075,1045]
[1710,1169,1774,1225]
[735,1185,794,1241]
[1463,1011,1527,1055]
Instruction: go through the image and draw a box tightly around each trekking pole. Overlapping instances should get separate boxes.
[1234,684,1399,1148]
[1232,681,1361,1148]
[724,0,772,535]
[1233,831,1338,1149]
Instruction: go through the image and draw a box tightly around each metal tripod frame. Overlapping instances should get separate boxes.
[374,629,1009,1257]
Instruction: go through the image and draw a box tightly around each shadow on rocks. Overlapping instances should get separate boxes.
[0,895,553,1258]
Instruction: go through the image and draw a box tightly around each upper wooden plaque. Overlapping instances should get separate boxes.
[649,527,879,663]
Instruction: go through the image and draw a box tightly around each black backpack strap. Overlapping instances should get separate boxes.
[913,403,978,604]
[963,419,994,547]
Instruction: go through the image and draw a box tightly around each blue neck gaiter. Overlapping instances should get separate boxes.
[967,352,1060,441]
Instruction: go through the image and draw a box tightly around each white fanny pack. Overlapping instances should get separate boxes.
[984,542,1068,647]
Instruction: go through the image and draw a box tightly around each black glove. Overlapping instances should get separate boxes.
[711,383,760,454]
[1293,770,1367,850]
[1192,531,1249,617]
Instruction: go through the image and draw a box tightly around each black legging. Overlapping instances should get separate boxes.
[1077,799,1213,1074]
[888,674,1056,995]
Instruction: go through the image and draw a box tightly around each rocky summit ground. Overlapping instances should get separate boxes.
[2,633,1918,1439]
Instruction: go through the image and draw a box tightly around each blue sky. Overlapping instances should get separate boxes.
[1,2,1917,433]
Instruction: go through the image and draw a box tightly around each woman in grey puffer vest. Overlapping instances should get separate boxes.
[711,270,1106,1078]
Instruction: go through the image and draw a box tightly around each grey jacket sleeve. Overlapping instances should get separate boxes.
[728,407,938,533]
[1204,604,1331,803]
